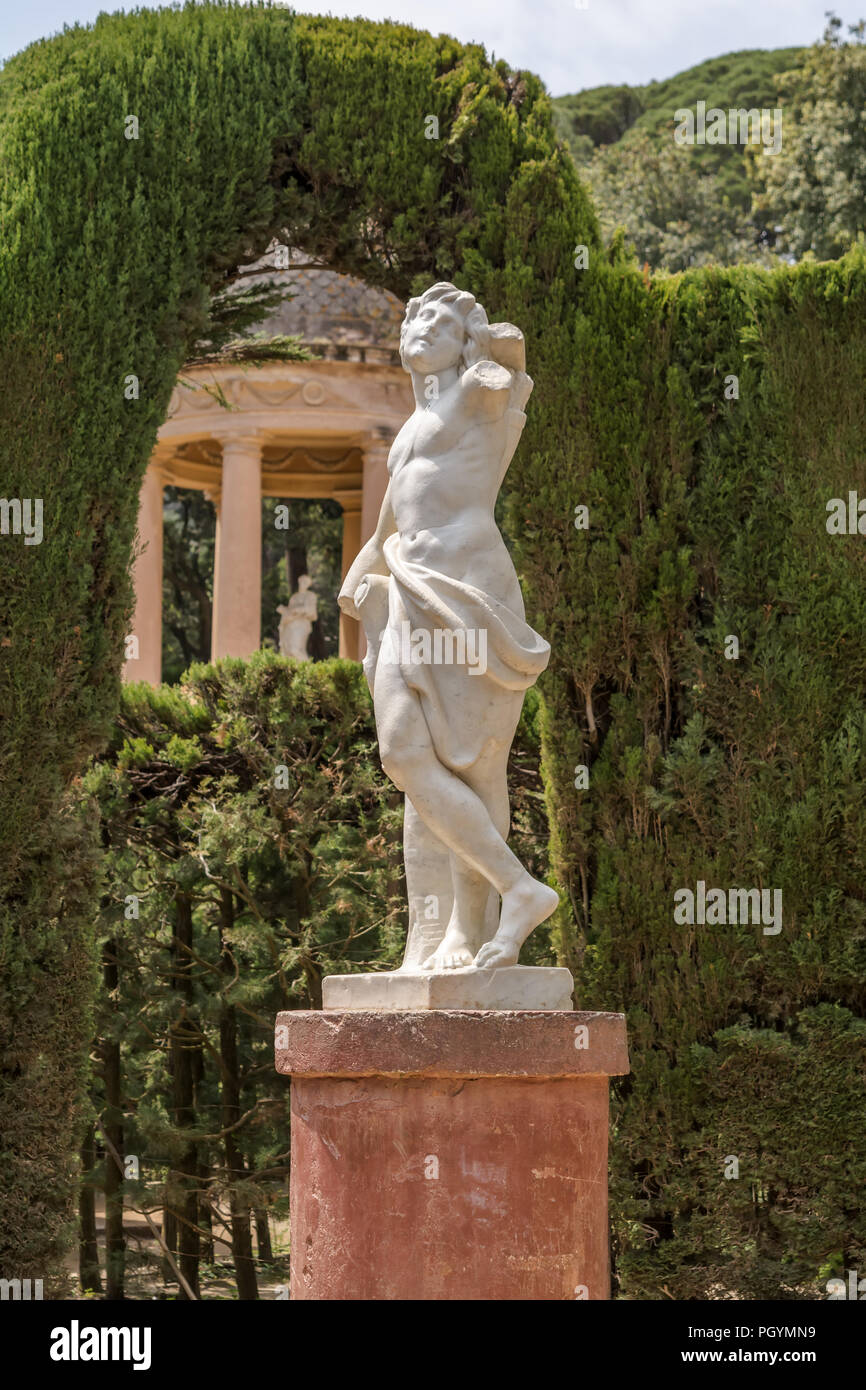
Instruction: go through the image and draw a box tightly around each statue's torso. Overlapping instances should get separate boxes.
[387,383,520,606]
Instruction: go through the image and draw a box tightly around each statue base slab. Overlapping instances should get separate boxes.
[322,964,574,1012]
[276,1009,629,1300]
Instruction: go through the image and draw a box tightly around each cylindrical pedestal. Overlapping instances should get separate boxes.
[275,1009,629,1301]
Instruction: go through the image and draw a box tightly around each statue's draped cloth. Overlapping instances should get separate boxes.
[359,532,550,773]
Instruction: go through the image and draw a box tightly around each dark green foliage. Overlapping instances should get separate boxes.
[85,653,404,1297]
[162,487,217,680]
[0,795,102,1291]
[89,650,406,997]
[553,82,646,151]
[82,653,547,1296]
[615,1006,866,1298]
[0,1,591,1277]
[508,245,866,1297]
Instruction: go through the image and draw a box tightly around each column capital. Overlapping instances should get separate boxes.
[148,444,174,482]
[363,425,395,453]
[333,487,363,513]
[215,430,265,454]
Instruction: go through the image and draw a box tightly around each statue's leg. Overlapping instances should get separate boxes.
[454,743,511,951]
[374,662,511,870]
[423,744,509,969]
[421,857,488,970]
[374,662,558,967]
[468,742,559,969]
[399,796,454,970]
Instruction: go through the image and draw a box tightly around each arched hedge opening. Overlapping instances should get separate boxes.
[0,1,596,1278]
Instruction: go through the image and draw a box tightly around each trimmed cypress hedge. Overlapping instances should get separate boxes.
[0,2,593,1282]
[507,249,866,1296]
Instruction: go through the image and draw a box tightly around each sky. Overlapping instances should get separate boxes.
[0,0,846,94]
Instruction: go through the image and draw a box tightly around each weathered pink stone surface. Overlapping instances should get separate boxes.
[276,1010,629,1301]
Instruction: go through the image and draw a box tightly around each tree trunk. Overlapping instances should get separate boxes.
[101,937,125,1300]
[288,540,307,596]
[248,1154,272,1263]
[170,891,200,1299]
[161,1200,177,1287]
[78,1123,102,1294]
[309,615,326,661]
[254,1203,273,1262]
[291,849,322,1008]
[198,1154,214,1266]
[219,888,258,1300]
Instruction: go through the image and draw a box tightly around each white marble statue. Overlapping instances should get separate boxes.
[277,575,317,660]
[337,282,561,995]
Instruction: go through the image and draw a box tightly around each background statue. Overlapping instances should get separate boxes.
[339,282,558,973]
[277,575,317,660]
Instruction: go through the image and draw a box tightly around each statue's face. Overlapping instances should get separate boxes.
[403,299,465,375]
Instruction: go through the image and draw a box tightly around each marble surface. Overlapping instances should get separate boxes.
[322,966,575,1012]
[335,284,559,1004]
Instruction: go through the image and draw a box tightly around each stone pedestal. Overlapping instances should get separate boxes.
[322,964,574,1012]
[275,1009,629,1301]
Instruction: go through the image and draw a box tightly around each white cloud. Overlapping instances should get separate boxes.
[2,0,840,92]
[274,0,834,92]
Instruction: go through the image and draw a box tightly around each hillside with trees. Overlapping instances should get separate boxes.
[552,21,866,270]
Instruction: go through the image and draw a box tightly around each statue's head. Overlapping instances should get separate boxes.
[298,574,313,591]
[400,282,489,377]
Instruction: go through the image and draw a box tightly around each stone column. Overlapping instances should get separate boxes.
[355,430,395,662]
[276,1009,629,1301]
[212,434,262,661]
[123,458,166,686]
[360,427,394,548]
[204,484,221,666]
[335,488,363,660]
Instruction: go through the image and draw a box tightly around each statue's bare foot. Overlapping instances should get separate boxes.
[473,876,559,969]
[422,929,476,971]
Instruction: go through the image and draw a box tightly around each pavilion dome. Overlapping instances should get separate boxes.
[237,245,404,362]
